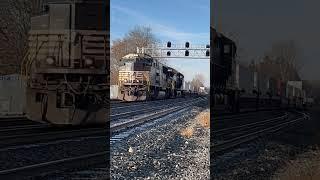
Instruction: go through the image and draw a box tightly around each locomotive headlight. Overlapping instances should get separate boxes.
[124,79,128,82]
[85,58,94,66]
[46,57,55,65]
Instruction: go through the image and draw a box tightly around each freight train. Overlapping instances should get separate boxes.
[21,0,109,125]
[210,27,307,112]
[117,53,184,101]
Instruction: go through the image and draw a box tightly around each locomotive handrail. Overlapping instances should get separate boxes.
[21,37,48,87]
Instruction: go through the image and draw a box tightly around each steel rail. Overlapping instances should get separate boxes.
[0,97,206,149]
[0,97,208,179]
[213,113,288,138]
[0,127,107,149]
[213,111,284,122]
[0,124,50,136]
[111,97,207,132]
[0,151,109,180]
[110,97,205,120]
[110,96,198,110]
[212,111,309,155]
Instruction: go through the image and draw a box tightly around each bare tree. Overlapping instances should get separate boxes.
[191,74,205,92]
[110,25,160,85]
[263,40,302,81]
[0,0,32,74]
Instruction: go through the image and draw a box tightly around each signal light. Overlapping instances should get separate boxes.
[185,42,190,48]
[206,50,210,56]
[206,44,210,48]
[185,50,189,56]
[167,41,171,48]
[167,51,171,56]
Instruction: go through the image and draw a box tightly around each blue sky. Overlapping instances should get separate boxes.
[111,0,210,86]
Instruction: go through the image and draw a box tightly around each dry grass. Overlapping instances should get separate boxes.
[180,110,210,138]
[274,149,320,180]
[197,111,210,129]
[180,127,194,138]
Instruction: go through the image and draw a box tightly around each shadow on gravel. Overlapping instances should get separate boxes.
[211,108,320,180]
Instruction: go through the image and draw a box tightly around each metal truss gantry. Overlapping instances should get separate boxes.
[137,42,210,59]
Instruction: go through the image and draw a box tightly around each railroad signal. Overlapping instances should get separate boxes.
[206,44,210,48]
[206,50,210,56]
[137,42,210,59]
[185,50,189,56]
[167,41,171,48]
[44,5,49,12]
[185,42,190,48]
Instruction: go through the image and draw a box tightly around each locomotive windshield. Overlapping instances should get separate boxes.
[121,58,135,63]
[121,57,153,71]
[75,3,108,30]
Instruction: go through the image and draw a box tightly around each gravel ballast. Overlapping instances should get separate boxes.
[111,107,210,180]
[31,100,209,179]
[0,136,108,171]
[212,140,302,180]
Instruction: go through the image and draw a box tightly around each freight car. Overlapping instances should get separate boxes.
[236,65,286,111]
[21,0,109,125]
[286,81,305,109]
[210,27,306,112]
[117,53,184,101]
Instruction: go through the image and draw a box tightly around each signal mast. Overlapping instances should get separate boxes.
[136,41,210,94]
[136,41,210,59]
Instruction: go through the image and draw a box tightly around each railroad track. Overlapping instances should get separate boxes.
[212,111,309,155]
[110,96,199,113]
[0,97,206,149]
[213,111,286,130]
[0,96,206,150]
[111,97,204,121]
[111,98,168,108]
[110,96,199,109]
[0,117,38,127]
[214,108,280,118]
[111,97,179,107]
[0,126,107,149]
[212,106,287,118]
[0,96,208,179]
[0,151,109,180]
[0,124,50,136]
[214,110,284,122]
[111,97,207,132]
[213,113,288,140]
